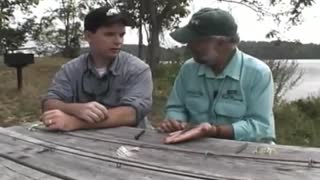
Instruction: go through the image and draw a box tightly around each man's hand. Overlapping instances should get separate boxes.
[40,109,84,131]
[158,119,187,133]
[72,102,108,123]
[163,123,215,144]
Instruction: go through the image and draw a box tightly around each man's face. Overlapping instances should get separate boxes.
[85,23,125,59]
[187,37,219,66]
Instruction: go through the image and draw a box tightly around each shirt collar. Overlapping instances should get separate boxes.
[87,52,121,76]
[197,49,242,80]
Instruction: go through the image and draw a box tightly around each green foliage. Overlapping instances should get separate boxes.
[0,26,27,51]
[294,97,320,120]
[0,0,39,54]
[213,0,315,39]
[263,59,304,105]
[152,63,181,125]
[275,98,320,147]
[239,41,320,59]
[116,0,190,31]
[110,0,191,70]
[33,0,84,58]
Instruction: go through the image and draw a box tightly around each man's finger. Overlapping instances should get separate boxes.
[93,103,108,119]
[83,114,95,123]
[87,111,101,123]
[42,113,56,122]
[180,122,187,129]
[170,120,184,131]
[47,123,60,131]
[168,130,183,137]
[43,118,55,127]
[159,122,169,132]
[42,110,59,116]
[162,121,176,132]
[164,127,203,144]
[90,107,105,121]
[163,130,184,143]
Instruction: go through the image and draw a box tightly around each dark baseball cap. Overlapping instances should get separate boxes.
[84,6,129,32]
[170,8,238,43]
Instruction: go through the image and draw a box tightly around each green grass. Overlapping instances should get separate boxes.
[0,57,319,147]
[0,56,68,127]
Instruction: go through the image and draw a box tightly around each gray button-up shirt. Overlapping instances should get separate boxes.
[44,51,153,127]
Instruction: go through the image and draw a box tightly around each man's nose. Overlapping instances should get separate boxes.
[114,35,123,45]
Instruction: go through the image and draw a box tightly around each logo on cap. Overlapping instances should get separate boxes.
[190,19,200,26]
[106,7,120,16]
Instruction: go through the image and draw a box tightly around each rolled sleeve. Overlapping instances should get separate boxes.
[119,67,153,122]
[232,69,275,142]
[43,65,73,103]
[165,64,188,122]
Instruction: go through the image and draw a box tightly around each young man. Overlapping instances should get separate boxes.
[159,8,275,144]
[40,7,153,131]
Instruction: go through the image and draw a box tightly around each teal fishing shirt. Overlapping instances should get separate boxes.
[165,49,275,142]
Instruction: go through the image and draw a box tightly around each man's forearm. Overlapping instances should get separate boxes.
[43,99,80,116]
[104,106,137,127]
[43,100,137,129]
[76,106,137,129]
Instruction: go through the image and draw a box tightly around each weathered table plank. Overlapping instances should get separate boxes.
[6,126,320,180]
[65,126,320,157]
[0,157,62,180]
[74,127,320,161]
[0,128,199,180]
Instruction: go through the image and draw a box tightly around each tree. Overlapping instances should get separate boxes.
[264,59,304,105]
[32,0,115,57]
[112,0,315,71]
[33,0,83,58]
[215,0,315,38]
[114,0,190,71]
[0,0,39,54]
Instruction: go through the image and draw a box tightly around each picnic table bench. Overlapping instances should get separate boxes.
[0,125,320,180]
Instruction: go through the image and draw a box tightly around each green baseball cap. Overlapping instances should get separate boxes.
[170,8,238,44]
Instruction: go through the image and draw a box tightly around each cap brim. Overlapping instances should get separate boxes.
[170,26,200,44]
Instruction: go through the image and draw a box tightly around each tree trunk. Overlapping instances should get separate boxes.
[62,0,71,58]
[0,7,4,55]
[146,0,160,72]
[138,0,143,59]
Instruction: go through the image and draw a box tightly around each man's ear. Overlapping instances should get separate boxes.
[84,31,91,42]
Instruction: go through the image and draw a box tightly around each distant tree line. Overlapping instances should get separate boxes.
[145,40,320,63]
[239,41,320,60]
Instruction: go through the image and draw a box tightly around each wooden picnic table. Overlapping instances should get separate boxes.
[0,125,320,180]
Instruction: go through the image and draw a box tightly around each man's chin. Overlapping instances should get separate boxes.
[104,52,118,60]
[193,58,208,65]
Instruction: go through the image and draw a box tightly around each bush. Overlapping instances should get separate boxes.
[275,98,320,147]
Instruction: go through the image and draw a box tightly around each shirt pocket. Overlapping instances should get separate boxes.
[215,98,246,119]
[102,84,125,106]
[185,92,209,122]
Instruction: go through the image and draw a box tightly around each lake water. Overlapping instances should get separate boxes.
[285,60,320,101]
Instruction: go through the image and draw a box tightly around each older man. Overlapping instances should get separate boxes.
[159,8,275,144]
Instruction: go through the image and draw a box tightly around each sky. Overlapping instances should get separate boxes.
[17,0,320,48]
[125,0,320,47]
